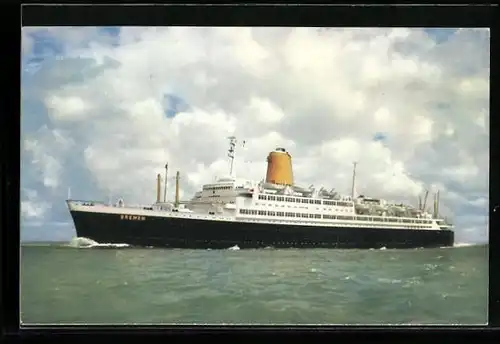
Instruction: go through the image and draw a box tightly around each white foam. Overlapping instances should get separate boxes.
[438,242,483,249]
[377,278,402,284]
[380,246,387,250]
[90,243,130,248]
[453,242,477,248]
[227,245,240,251]
[67,237,130,249]
[424,264,438,271]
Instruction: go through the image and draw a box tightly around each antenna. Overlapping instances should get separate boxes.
[351,161,358,200]
[227,136,237,177]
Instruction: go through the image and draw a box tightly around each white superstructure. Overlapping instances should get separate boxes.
[182,137,454,231]
[182,177,452,231]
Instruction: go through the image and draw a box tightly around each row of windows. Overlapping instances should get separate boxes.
[240,209,323,219]
[203,186,232,191]
[238,209,433,224]
[257,194,352,207]
[255,202,352,213]
[324,200,351,206]
[258,194,322,204]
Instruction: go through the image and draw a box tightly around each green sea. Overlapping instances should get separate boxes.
[20,240,488,325]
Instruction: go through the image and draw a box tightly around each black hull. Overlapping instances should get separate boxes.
[70,210,454,249]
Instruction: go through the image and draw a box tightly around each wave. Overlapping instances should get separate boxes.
[453,242,482,248]
[436,242,486,249]
[66,237,131,249]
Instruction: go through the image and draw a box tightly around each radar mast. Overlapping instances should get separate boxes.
[351,161,358,200]
[227,136,237,177]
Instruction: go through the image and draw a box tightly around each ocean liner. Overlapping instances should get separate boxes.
[66,137,454,249]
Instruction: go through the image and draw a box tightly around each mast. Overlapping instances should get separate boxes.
[156,174,162,203]
[175,171,180,208]
[423,189,429,213]
[163,163,168,202]
[432,193,437,218]
[436,190,440,218]
[227,136,237,177]
[351,161,357,200]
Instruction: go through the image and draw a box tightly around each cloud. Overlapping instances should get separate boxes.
[45,95,90,122]
[20,27,489,243]
[20,201,48,220]
[22,125,75,189]
[20,189,51,220]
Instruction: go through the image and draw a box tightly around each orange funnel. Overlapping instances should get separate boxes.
[265,148,294,186]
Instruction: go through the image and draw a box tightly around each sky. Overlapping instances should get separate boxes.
[20,27,489,243]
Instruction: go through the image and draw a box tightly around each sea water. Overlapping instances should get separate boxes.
[20,239,488,325]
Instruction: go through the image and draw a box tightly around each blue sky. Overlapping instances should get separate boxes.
[21,27,489,243]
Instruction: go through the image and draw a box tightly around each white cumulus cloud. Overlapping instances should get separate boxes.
[20,189,51,220]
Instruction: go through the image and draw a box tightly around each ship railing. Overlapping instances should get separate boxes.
[436,217,454,226]
[171,212,234,221]
[67,199,107,207]
[67,199,158,210]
